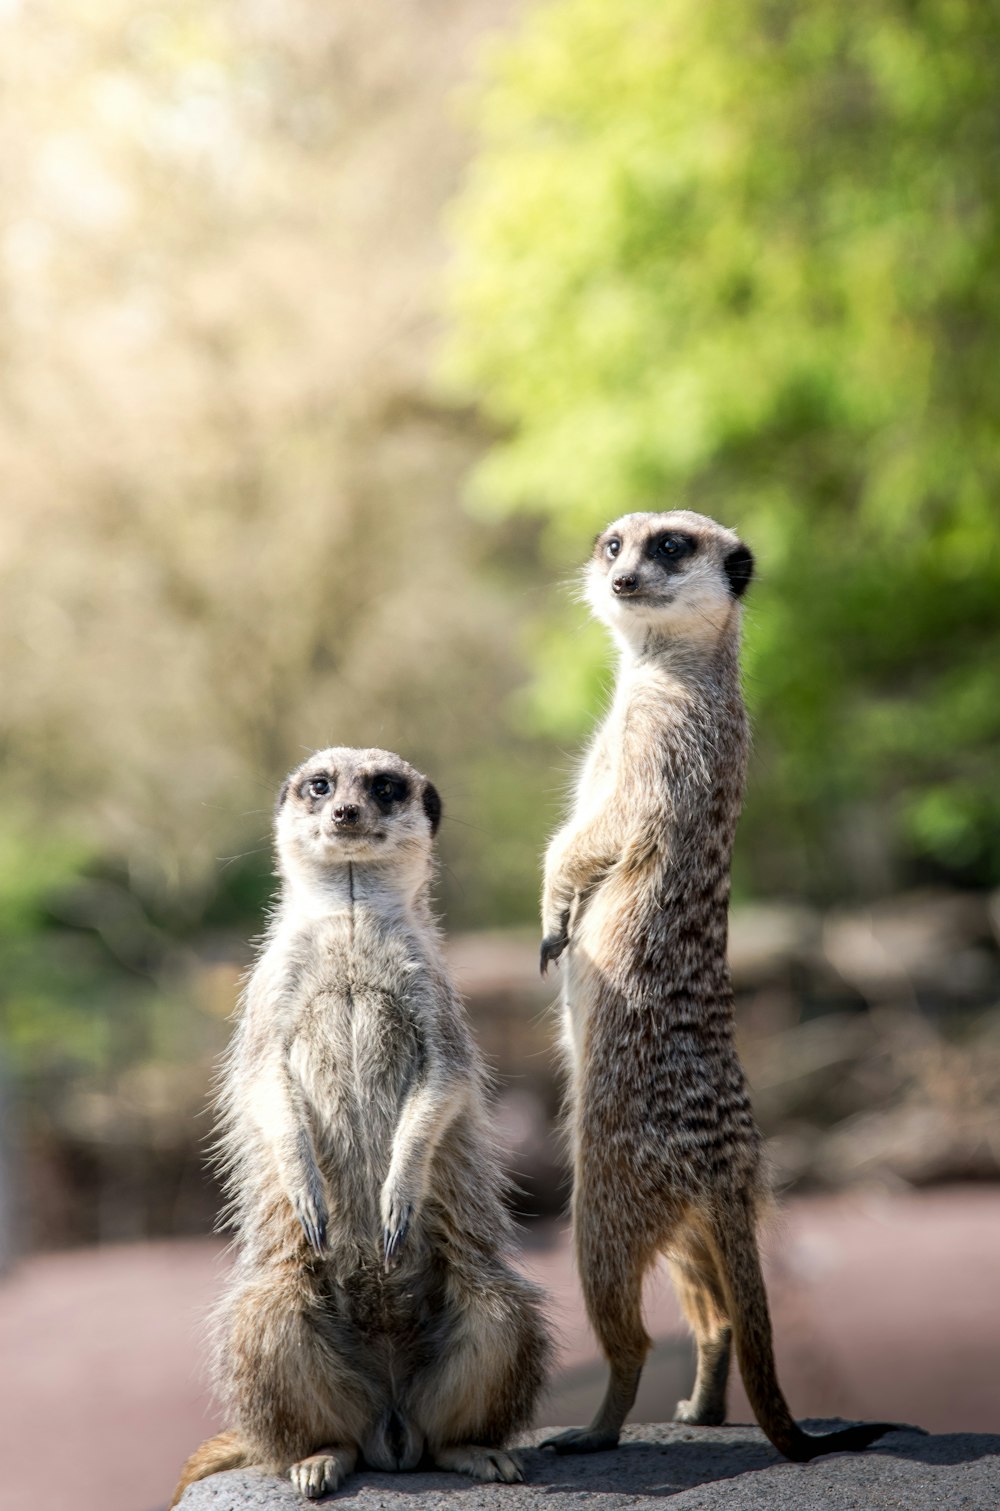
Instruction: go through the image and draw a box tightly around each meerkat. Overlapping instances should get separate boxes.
[539,511,894,1461]
[171,747,550,1505]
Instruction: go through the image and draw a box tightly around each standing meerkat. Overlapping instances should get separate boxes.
[539,512,893,1461]
[171,747,550,1505]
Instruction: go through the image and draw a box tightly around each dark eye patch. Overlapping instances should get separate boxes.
[370,772,410,808]
[647,531,697,567]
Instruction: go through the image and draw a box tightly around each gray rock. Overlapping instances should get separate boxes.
[178,1422,999,1511]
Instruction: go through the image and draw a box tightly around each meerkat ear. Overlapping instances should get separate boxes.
[275,776,291,813]
[422,781,442,836]
[724,542,754,598]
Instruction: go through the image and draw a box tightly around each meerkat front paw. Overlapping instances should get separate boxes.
[539,930,569,975]
[380,1183,414,1270]
[289,1446,356,1498]
[539,900,572,975]
[293,1189,329,1253]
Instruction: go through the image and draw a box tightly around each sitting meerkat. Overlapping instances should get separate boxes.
[171,747,550,1505]
[539,511,894,1461]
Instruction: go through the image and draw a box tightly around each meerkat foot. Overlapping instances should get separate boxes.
[289,1446,356,1498]
[540,1425,620,1455]
[434,1445,524,1483]
[673,1397,726,1426]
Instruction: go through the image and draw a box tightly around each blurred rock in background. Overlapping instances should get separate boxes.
[9,889,999,1251]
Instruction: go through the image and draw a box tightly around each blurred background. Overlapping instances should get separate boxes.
[0,2,998,1508]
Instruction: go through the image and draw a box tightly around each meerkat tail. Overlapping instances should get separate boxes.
[704,1202,897,1462]
[169,1431,248,1507]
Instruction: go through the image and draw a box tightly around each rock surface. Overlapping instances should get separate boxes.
[4,1193,999,1511]
[179,1423,998,1511]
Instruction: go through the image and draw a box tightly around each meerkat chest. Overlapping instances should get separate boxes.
[289,919,426,1129]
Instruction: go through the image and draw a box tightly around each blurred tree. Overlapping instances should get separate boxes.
[0,0,567,1207]
[0,0,549,933]
[444,0,1000,897]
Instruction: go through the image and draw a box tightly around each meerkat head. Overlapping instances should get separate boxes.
[274,746,442,898]
[585,509,753,655]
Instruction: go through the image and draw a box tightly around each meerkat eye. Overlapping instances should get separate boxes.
[605,538,622,560]
[654,533,695,561]
[371,773,408,805]
[306,776,331,798]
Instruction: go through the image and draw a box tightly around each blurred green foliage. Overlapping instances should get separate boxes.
[444,0,1000,896]
[0,830,101,1073]
[0,825,219,1080]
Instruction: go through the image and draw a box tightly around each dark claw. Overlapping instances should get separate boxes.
[383,1207,412,1270]
[299,1211,327,1253]
[539,933,568,976]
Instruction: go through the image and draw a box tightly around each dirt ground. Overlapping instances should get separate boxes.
[1,1186,997,1511]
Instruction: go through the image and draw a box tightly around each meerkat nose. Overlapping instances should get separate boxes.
[612,573,639,596]
[332,804,360,826]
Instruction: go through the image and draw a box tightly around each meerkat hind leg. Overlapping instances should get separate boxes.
[542,1209,654,1454]
[289,1446,357,1499]
[226,1272,375,1470]
[409,1263,548,1472]
[673,1330,731,1427]
[667,1228,732,1426]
